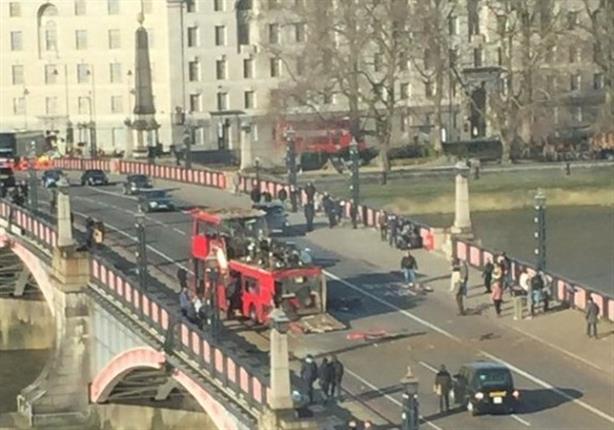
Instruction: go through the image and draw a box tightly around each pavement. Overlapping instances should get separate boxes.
[21,170,614,430]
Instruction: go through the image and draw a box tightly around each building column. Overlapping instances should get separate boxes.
[125,125,134,159]
[56,190,74,248]
[450,162,473,238]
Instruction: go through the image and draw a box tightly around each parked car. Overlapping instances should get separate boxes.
[123,174,152,195]
[138,189,176,213]
[453,361,520,416]
[81,169,109,186]
[42,169,68,188]
[0,166,16,189]
[253,201,288,235]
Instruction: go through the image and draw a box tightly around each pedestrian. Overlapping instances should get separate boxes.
[460,259,469,295]
[330,355,344,400]
[388,214,398,248]
[379,210,388,241]
[454,276,465,316]
[250,183,261,204]
[322,193,336,228]
[304,202,315,232]
[434,364,452,414]
[450,259,461,292]
[498,252,512,291]
[50,188,57,211]
[177,267,188,290]
[318,357,333,403]
[179,287,191,318]
[491,270,503,317]
[400,250,418,287]
[541,273,551,312]
[305,182,316,204]
[530,272,544,317]
[85,216,95,249]
[300,354,318,404]
[482,258,494,293]
[585,297,599,339]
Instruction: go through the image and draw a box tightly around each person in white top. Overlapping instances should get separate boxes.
[519,269,530,293]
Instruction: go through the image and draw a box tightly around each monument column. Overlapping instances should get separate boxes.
[450,162,473,238]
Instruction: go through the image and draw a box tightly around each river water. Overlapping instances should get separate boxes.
[415,205,614,296]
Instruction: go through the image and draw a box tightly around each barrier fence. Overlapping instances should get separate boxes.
[453,238,614,323]
[51,157,611,322]
[0,202,57,250]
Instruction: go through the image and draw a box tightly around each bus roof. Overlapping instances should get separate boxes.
[192,208,265,225]
[228,259,321,280]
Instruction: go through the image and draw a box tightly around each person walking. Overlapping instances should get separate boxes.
[322,193,336,228]
[177,267,188,290]
[388,215,398,248]
[305,182,316,204]
[450,259,461,292]
[585,297,600,339]
[250,183,261,204]
[300,354,318,404]
[491,272,504,317]
[434,364,452,414]
[460,259,469,296]
[482,258,494,293]
[452,265,465,316]
[530,272,544,317]
[318,357,333,403]
[179,287,191,319]
[379,210,388,241]
[400,251,418,287]
[304,202,315,232]
[330,355,344,400]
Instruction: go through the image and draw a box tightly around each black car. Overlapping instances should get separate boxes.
[0,167,16,189]
[123,174,152,195]
[453,361,519,415]
[253,201,288,235]
[81,169,109,186]
[138,189,176,213]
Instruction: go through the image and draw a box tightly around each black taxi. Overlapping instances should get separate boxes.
[453,361,520,415]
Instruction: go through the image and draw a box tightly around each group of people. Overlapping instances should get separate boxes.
[300,354,344,404]
[302,182,342,231]
[179,286,211,329]
[379,211,422,250]
[0,180,28,207]
[85,217,105,249]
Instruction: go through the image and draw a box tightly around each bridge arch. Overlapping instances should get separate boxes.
[0,234,56,316]
[90,347,246,430]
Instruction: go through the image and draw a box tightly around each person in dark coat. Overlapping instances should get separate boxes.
[585,297,600,339]
[305,182,316,204]
[482,258,494,293]
[300,354,318,404]
[378,210,388,241]
[388,215,398,248]
[322,193,336,228]
[85,216,95,249]
[401,251,418,287]
[434,364,452,413]
[304,202,315,232]
[329,355,344,400]
[318,357,333,402]
[177,267,188,290]
[250,184,261,203]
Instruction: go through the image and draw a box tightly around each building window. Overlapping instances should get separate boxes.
[107,0,119,15]
[13,97,26,115]
[186,0,196,13]
[110,63,122,83]
[238,22,250,45]
[78,96,90,114]
[74,0,86,15]
[448,16,458,35]
[217,92,228,110]
[546,45,556,63]
[187,26,199,47]
[425,81,433,97]
[188,60,200,82]
[10,31,22,51]
[468,0,480,36]
[215,26,226,46]
[143,0,153,14]
[400,83,409,100]
[9,2,20,17]
[189,94,201,112]
[45,65,58,84]
[569,46,580,63]
[214,0,224,11]
[45,26,57,51]
[244,91,255,109]
[473,48,483,67]
[77,64,90,83]
[593,73,604,90]
[270,58,281,77]
[296,57,305,76]
[12,65,24,85]
[497,47,503,65]
[216,59,227,80]
[108,29,121,49]
[294,23,305,43]
[570,74,581,91]
[75,30,88,50]
[567,11,578,29]
[269,24,280,44]
[243,58,253,78]
[45,97,58,115]
[111,95,123,113]
[448,49,457,67]
[573,106,583,122]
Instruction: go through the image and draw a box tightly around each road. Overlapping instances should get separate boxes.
[26,171,614,430]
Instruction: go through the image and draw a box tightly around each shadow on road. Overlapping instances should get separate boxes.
[516,388,583,414]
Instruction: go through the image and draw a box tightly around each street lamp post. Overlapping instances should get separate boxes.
[255,157,261,186]
[23,88,30,130]
[401,367,420,430]
[135,212,148,291]
[28,141,38,212]
[86,66,97,159]
[349,137,360,229]
[284,127,298,212]
[533,189,546,271]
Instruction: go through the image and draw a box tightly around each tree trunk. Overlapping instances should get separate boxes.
[379,146,390,184]
[500,131,512,164]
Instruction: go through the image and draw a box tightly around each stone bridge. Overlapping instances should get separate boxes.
[0,195,305,429]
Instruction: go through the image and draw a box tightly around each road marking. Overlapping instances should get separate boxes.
[418,361,439,374]
[324,270,614,425]
[511,414,531,427]
[508,324,604,372]
[86,185,137,201]
[344,367,445,430]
